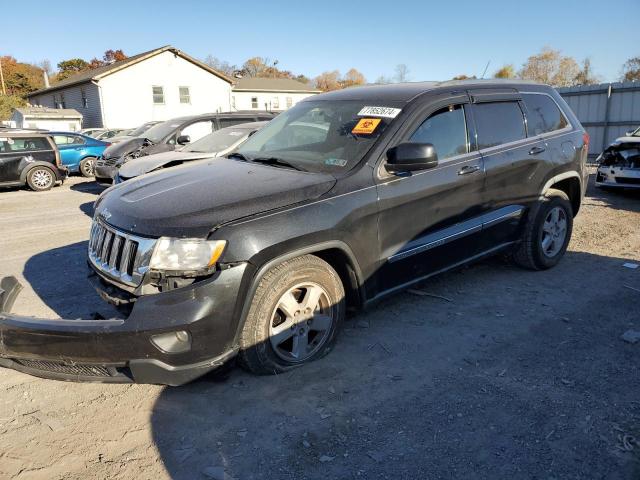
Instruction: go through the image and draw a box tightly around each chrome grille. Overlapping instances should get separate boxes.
[88,220,155,288]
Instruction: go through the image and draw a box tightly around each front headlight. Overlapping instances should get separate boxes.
[149,238,226,272]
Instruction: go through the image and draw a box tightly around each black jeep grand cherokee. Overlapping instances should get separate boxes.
[0,80,588,385]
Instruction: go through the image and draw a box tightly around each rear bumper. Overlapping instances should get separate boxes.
[0,265,248,385]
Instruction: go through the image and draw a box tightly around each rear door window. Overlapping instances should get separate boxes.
[472,102,526,149]
[218,117,253,129]
[522,93,568,136]
[409,104,469,160]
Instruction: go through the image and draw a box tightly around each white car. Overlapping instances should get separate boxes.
[595,127,640,189]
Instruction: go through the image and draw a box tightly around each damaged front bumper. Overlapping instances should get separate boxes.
[596,165,640,188]
[0,264,247,385]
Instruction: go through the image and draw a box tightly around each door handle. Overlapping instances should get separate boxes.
[529,146,546,155]
[458,165,480,175]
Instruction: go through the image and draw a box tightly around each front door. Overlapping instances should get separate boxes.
[375,94,485,294]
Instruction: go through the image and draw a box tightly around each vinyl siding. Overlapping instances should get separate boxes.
[29,83,103,128]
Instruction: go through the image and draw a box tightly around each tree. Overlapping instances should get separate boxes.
[452,74,476,80]
[394,64,410,82]
[0,56,44,96]
[341,68,366,88]
[494,64,516,79]
[375,75,392,84]
[621,57,640,82]
[314,70,341,91]
[103,49,127,64]
[55,58,89,81]
[0,94,27,121]
[204,55,237,77]
[574,58,598,85]
[518,47,580,87]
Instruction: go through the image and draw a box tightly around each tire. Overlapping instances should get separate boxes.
[513,188,573,270]
[238,254,345,375]
[79,157,96,178]
[26,166,55,191]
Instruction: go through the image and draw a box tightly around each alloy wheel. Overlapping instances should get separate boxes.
[269,282,334,362]
[541,206,567,257]
[32,169,53,189]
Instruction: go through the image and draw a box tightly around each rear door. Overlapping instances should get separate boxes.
[375,92,486,292]
[53,134,85,168]
[467,90,538,247]
[0,136,24,182]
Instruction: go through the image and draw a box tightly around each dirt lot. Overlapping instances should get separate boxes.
[0,174,639,480]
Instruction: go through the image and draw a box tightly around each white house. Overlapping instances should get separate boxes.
[231,77,320,112]
[27,46,233,128]
[10,107,83,131]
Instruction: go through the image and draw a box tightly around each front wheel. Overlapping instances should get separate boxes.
[513,188,573,270]
[239,254,345,375]
[79,157,96,177]
[26,166,55,191]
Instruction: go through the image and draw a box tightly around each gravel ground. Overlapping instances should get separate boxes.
[0,174,638,480]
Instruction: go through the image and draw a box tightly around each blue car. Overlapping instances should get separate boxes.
[50,132,110,177]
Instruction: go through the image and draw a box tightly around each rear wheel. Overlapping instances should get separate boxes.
[79,157,96,177]
[26,166,55,191]
[513,188,573,270]
[239,255,345,375]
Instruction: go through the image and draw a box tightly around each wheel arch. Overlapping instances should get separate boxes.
[19,162,60,183]
[233,241,365,344]
[542,171,582,217]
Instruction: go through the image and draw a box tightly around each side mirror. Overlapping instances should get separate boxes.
[385,143,438,173]
[176,135,191,145]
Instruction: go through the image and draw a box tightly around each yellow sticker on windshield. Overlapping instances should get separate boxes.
[352,118,381,135]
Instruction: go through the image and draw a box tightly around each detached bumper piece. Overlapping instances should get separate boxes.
[0,267,246,385]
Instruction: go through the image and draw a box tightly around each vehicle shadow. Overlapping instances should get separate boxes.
[70,180,106,195]
[148,249,640,480]
[79,201,95,218]
[22,241,117,318]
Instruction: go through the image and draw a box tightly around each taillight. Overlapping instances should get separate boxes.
[105,143,111,147]
[582,132,590,147]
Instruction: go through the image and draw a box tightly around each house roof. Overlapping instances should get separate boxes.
[14,107,83,119]
[232,77,320,93]
[28,46,233,97]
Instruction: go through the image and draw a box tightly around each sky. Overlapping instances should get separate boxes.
[2,0,638,83]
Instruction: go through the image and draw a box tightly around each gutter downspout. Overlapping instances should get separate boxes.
[92,80,106,128]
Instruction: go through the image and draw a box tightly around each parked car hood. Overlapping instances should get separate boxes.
[102,137,174,159]
[118,150,218,179]
[95,158,336,238]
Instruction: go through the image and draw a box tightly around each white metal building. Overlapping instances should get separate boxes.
[10,107,83,131]
[231,77,320,112]
[27,46,233,128]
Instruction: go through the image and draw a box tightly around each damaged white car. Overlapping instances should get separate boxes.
[595,127,640,189]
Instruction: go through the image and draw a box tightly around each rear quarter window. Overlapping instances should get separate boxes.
[472,102,526,149]
[522,93,568,136]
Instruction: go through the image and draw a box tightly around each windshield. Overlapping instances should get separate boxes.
[127,122,156,137]
[184,127,251,153]
[234,100,400,174]
[143,120,184,143]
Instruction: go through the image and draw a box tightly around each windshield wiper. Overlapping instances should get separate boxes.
[227,152,249,161]
[250,157,306,171]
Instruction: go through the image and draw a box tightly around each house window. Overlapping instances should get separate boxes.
[81,89,88,108]
[54,93,66,109]
[152,86,165,104]
[286,97,293,108]
[272,97,280,110]
[231,96,236,110]
[251,96,258,109]
[179,86,190,104]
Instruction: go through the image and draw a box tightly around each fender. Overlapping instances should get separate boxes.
[19,161,63,183]
[231,240,365,345]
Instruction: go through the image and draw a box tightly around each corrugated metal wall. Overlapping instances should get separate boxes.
[557,82,640,160]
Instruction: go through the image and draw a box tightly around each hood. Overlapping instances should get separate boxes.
[103,137,148,159]
[95,158,336,238]
[106,135,134,144]
[118,150,217,179]
[614,136,640,144]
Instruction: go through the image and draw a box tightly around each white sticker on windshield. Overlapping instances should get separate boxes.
[357,106,402,118]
